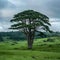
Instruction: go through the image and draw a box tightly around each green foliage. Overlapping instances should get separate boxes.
[0,37,60,60]
[0,32,26,41]
[0,34,3,41]
[9,10,52,49]
[10,10,51,34]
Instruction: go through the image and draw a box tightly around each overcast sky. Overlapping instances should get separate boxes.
[0,0,60,32]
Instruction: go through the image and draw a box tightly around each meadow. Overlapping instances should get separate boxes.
[0,37,60,60]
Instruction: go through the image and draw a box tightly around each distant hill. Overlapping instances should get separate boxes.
[0,31,60,41]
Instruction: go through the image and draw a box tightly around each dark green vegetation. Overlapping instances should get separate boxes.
[0,31,60,41]
[0,37,60,60]
[0,31,26,41]
[10,10,52,49]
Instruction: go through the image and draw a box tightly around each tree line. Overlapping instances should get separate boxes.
[0,31,60,42]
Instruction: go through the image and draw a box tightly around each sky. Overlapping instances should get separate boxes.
[0,0,60,32]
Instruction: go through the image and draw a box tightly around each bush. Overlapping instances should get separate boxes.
[47,38,55,42]
[43,38,55,42]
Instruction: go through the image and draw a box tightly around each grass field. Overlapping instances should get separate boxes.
[0,37,60,60]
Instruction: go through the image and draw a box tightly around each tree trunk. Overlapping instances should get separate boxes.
[27,30,34,49]
[27,19,35,49]
[27,35,34,49]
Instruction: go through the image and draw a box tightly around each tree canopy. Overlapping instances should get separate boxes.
[10,10,51,49]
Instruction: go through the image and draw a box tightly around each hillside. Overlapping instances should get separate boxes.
[0,37,60,60]
[0,31,60,41]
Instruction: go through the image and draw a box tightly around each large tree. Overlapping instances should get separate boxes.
[10,10,51,49]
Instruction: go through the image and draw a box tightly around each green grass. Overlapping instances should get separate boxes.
[0,37,60,60]
[0,50,60,60]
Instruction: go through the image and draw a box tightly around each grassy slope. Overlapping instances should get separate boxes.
[0,37,60,60]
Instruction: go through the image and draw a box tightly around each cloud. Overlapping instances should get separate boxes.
[0,0,8,9]
[45,0,60,18]
[0,0,60,32]
[1,0,60,18]
[0,0,15,9]
[50,22,60,32]
[0,21,11,32]
[0,9,17,18]
[8,0,26,6]
[50,18,60,32]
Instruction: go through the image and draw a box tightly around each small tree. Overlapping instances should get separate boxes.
[10,10,51,49]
